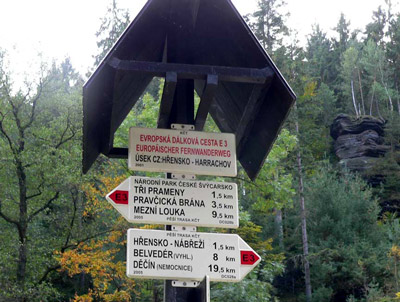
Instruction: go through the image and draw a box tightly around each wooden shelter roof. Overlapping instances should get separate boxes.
[83,0,296,180]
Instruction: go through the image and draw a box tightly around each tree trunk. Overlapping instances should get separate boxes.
[274,209,284,248]
[370,81,376,116]
[351,80,359,117]
[396,83,400,115]
[397,98,400,116]
[16,158,28,302]
[379,65,394,112]
[17,234,27,284]
[358,69,366,115]
[294,103,312,302]
[395,259,399,292]
[297,152,312,302]
[376,96,383,119]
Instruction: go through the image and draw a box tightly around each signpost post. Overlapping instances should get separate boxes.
[106,176,239,228]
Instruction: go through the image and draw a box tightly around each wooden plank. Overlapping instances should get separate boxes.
[190,0,201,29]
[101,70,126,155]
[157,72,177,128]
[195,74,218,131]
[98,67,117,155]
[101,98,115,155]
[235,77,274,156]
[108,57,272,84]
[108,147,128,158]
[239,85,294,180]
[103,72,152,156]
[204,83,241,135]
[168,79,195,126]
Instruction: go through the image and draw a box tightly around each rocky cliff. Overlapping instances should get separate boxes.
[330,114,400,213]
[331,114,387,177]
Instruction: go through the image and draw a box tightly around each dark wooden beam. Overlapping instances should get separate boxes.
[195,74,218,131]
[190,0,201,29]
[107,147,128,158]
[110,74,153,133]
[102,72,152,156]
[207,81,243,133]
[157,72,178,128]
[108,57,273,84]
[235,78,274,156]
[168,79,195,126]
[99,68,118,155]
[100,98,115,155]
[102,71,126,156]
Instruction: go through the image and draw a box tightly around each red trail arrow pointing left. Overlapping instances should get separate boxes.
[109,190,129,204]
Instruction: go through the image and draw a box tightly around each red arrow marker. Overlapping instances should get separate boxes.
[240,250,260,265]
[109,190,129,205]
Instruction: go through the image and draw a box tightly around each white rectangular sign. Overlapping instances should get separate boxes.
[128,127,237,177]
[127,229,261,282]
[106,176,239,228]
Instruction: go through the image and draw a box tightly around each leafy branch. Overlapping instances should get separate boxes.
[28,191,60,223]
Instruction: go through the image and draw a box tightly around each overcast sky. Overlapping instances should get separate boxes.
[0,0,398,82]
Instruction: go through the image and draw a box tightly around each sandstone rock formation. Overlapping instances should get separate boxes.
[331,114,387,174]
[330,114,385,140]
[331,114,400,213]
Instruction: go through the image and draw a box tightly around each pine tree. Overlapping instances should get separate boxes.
[366,6,388,45]
[333,13,351,57]
[250,0,289,54]
[386,13,400,115]
[306,25,335,85]
[93,0,130,67]
[305,167,387,301]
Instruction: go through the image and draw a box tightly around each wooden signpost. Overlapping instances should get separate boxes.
[83,1,296,301]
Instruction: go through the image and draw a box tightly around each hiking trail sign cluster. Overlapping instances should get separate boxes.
[83,0,296,301]
[106,127,261,282]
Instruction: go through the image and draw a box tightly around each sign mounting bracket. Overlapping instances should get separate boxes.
[172,280,200,288]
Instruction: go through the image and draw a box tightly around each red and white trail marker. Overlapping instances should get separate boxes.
[106,176,239,228]
[128,127,237,177]
[108,190,129,205]
[126,229,261,282]
[240,250,260,265]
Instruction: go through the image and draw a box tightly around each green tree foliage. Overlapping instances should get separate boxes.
[247,0,289,54]
[366,5,388,45]
[237,129,297,249]
[333,13,351,58]
[306,25,336,85]
[387,14,400,114]
[305,167,388,301]
[243,129,297,213]
[93,0,130,66]
[290,80,337,169]
[0,51,84,301]
[340,45,363,115]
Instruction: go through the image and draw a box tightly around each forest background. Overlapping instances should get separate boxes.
[1,0,400,301]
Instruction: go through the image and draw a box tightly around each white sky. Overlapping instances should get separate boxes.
[0,0,398,83]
